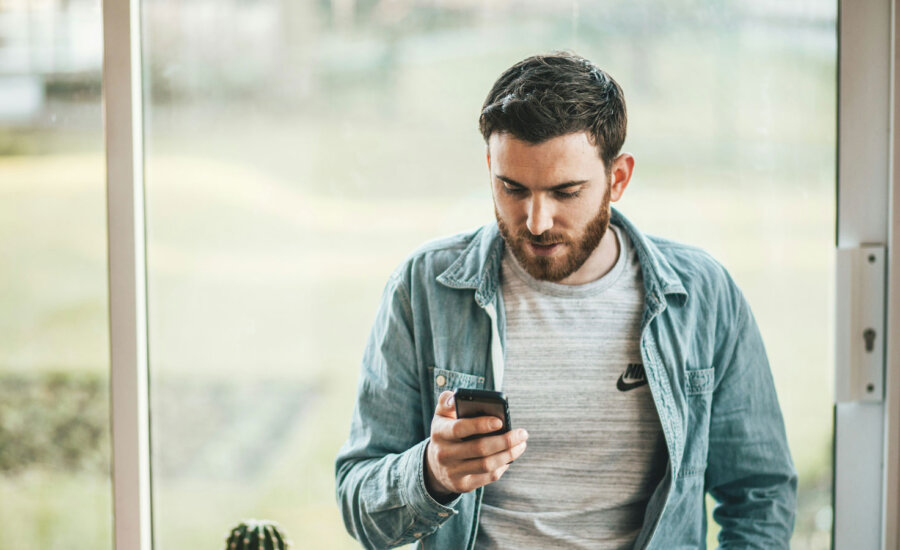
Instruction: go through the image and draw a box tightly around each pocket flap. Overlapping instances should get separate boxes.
[429,366,486,403]
[686,367,715,395]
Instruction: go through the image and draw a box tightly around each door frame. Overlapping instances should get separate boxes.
[835,0,900,548]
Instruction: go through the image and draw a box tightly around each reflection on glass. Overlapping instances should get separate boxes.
[0,0,110,548]
[144,2,835,548]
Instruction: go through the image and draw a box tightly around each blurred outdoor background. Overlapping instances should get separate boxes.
[0,0,835,548]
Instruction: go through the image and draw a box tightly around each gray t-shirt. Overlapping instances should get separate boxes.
[477,224,668,550]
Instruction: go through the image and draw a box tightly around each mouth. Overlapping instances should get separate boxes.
[528,241,563,257]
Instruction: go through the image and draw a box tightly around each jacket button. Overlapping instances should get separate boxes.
[436,375,447,387]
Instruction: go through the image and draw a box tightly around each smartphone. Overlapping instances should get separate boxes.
[454,388,511,441]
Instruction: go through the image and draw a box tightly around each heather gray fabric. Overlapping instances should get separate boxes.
[478,224,667,549]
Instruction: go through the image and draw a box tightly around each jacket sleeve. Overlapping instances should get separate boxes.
[335,271,460,549]
[706,290,798,549]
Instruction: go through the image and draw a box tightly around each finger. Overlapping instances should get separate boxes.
[452,464,512,493]
[433,415,496,443]
[455,441,527,476]
[445,415,506,441]
[434,390,457,419]
[460,429,529,458]
[507,439,528,462]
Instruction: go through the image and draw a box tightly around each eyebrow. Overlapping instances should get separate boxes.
[495,174,588,191]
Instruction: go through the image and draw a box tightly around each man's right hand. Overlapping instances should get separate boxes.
[424,390,529,500]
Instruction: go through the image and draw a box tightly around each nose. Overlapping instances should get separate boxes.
[525,195,554,235]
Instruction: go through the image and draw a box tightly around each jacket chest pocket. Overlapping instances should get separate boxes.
[686,367,715,396]
[429,367,486,406]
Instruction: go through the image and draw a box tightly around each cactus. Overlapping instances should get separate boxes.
[224,519,291,550]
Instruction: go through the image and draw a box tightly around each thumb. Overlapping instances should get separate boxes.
[435,390,458,419]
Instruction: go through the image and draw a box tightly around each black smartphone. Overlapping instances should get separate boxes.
[454,388,511,441]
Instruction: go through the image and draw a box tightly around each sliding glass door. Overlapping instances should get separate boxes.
[138,2,836,548]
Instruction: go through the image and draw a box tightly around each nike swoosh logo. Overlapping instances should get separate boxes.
[617,374,648,391]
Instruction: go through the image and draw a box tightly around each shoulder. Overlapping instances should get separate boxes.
[407,228,479,263]
[388,225,486,286]
[645,234,745,315]
[647,235,731,281]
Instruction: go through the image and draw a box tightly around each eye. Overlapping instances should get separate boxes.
[553,189,581,199]
[502,185,528,196]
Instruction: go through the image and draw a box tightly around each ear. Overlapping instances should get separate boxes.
[609,153,634,202]
[486,145,492,171]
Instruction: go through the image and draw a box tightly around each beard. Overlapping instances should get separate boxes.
[496,185,611,282]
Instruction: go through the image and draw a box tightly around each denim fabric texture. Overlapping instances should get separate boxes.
[335,207,797,549]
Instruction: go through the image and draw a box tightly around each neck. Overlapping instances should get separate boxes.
[557,226,620,285]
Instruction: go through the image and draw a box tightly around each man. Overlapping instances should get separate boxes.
[335,52,796,549]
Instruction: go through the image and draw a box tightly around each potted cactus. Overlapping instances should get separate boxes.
[224,519,291,550]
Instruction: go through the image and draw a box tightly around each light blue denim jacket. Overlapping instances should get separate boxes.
[335,207,797,549]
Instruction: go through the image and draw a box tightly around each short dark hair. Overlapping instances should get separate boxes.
[479,52,627,172]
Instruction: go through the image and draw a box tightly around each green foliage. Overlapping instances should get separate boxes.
[0,371,109,474]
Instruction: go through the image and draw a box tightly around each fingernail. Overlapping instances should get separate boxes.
[490,418,502,430]
[446,393,454,407]
[519,429,529,440]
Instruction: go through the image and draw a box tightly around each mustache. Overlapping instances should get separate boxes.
[520,231,566,245]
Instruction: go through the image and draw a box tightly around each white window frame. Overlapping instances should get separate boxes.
[886,0,900,545]
[835,0,900,548]
[103,0,152,547]
[100,0,900,548]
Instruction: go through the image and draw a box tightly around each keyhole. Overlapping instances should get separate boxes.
[863,328,876,352]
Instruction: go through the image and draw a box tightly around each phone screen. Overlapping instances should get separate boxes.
[457,400,506,423]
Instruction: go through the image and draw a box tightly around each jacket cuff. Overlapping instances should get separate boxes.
[401,438,460,525]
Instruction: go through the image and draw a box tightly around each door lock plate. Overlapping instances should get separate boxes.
[835,245,886,403]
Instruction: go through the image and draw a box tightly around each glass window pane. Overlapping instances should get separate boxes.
[144,1,834,548]
[0,0,111,548]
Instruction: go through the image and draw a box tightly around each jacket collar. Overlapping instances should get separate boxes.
[436,207,688,312]
[435,222,505,308]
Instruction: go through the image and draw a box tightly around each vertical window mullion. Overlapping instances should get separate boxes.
[835,0,891,548]
[103,0,152,546]
[886,0,900,545]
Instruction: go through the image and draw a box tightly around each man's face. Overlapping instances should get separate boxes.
[488,131,614,283]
